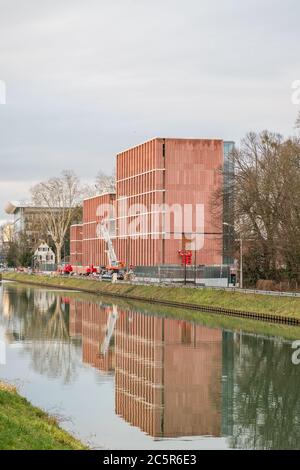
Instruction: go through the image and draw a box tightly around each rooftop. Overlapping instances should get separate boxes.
[5,201,39,215]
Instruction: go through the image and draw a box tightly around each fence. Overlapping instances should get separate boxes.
[36,263,57,272]
[134,265,231,287]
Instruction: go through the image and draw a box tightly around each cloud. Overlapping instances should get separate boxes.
[0,0,299,218]
[0,179,36,223]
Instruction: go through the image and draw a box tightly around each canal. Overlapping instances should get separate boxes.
[1,280,300,450]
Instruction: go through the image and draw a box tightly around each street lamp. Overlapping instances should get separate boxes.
[223,222,243,289]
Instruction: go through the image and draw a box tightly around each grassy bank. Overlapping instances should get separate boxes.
[3,272,300,322]
[0,382,86,450]
[50,288,300,341]
[118,296,300,341]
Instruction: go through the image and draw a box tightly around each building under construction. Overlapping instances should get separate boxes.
[70,138,234,280]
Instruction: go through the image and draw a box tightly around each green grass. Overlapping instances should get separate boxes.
[44,287,300,341]
[15,285,298,342]
[117,297,300,341]
[0,382,86,450]
[4,272,300,319]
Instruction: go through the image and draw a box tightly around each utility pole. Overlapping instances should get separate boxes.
[194,249,197,285]
[223,222,243,289]
[239,238,243,289]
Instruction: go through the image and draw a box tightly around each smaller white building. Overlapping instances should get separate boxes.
[34,242,56,268]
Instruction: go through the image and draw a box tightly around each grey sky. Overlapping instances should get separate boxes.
[0,0,299,222]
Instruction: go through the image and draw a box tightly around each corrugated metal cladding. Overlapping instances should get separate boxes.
[70,225,83,266]
[116,138,223,267]
[164,139,223,265]
[116,138,164,267]
[70,137,224,268]
[68,299,222,438]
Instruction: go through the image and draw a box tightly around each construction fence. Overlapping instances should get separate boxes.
[134,265,233,287]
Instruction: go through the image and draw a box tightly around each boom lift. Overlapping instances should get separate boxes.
[98,219,125,270]
[100,305,118,356]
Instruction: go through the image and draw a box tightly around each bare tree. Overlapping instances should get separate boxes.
[296,111,300,130]
[213,131,300,285]
[1,223,16,266]
[95,169,116,194]
[27,297,78,384]
[81,169,116,199]
[31,171,83,264]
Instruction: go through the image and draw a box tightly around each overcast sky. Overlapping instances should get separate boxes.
[0,0,299,222]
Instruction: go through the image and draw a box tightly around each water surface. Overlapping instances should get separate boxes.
[1,281,300,450]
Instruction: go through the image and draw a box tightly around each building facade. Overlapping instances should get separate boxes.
[33,242,56,269]
[71,137,232,270]
[5,200,82,264]
[82,192,116,267]
[5,201,49,243]
[70,224,83,267]
[116,138,224,266]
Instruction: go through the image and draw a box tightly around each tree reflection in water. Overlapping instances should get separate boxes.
[229,332,300,450]
[1,283,79,384]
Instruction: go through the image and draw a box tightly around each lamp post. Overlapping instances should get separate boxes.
[223,222,243,289]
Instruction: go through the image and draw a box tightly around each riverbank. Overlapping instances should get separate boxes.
[0,382,86,450]
[3,272,300,325]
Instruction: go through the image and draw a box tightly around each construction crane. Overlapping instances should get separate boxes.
[97,219,125,270]
[100,305,118,356]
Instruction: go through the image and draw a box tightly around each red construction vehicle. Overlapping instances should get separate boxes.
[85,264,97,275]
[63,264,73,275]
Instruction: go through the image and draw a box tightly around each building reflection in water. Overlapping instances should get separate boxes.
[4,284,300,449]
[69,298,222,438]
[69,298,83,338]
[69,299,115,374]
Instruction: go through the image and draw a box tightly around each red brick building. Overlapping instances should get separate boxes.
[70,224,83,267]
[82,193,116,267]
[71,138,225,269]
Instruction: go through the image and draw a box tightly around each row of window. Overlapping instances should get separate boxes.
[37,255,54,261]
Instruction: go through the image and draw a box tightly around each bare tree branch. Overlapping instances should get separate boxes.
[30,170,83,264]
